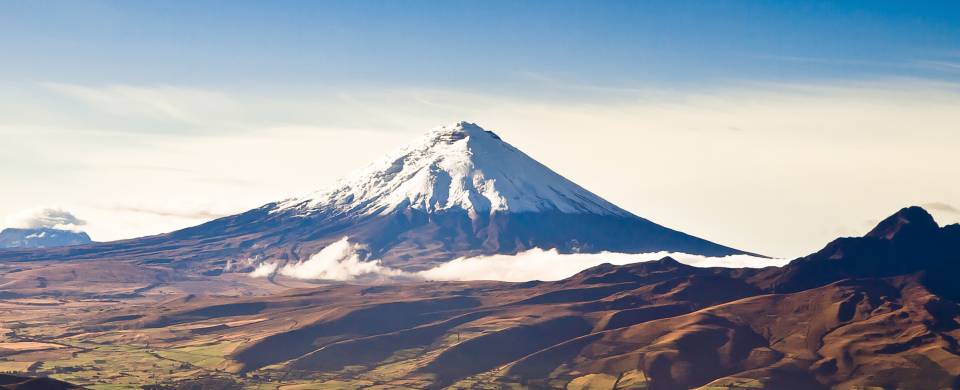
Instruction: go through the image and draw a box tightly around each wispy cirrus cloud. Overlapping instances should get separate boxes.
[923,202,960,215]
[41,82,248,130]
[107,206,227,220]
[754,54,905,68]
[912,60,960,73]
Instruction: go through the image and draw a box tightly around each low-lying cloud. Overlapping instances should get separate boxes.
[249,261,279,278]
[4,208,87,230]
[256,237,407,281]
[248,237,787,283]
[418,249,788,282]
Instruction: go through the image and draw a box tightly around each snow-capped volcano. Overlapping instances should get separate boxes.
[277,122,629,218]
[1,122,750,272]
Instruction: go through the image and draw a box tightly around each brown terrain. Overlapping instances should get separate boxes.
[0,206,958,389]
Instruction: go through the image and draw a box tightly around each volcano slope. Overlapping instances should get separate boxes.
[1,206,958,389]
[0,122,747,274]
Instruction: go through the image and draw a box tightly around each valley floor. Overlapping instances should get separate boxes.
[3,260,958,389]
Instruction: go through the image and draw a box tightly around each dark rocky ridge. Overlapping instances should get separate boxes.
[753,206,960,296]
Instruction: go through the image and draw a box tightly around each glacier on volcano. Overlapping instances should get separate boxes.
[276,121,630,219]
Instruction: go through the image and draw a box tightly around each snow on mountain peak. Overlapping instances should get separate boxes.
[429,121,500,142]
[276,122,632,219]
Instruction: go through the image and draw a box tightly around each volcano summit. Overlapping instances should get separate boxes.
[1,122,748,272]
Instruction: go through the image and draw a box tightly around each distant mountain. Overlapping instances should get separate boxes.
[0,122,748,272]
[0,228,91,249]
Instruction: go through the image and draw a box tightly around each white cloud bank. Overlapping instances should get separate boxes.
[253,237,407,281]
[417,249,788,282]
[4,208,87,231]
[248,261,279,278]
[249,237,787,283]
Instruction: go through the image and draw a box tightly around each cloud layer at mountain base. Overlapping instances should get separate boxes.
[417,249,788,282]
[249,237,787,282]
[256,237,406,281]
[248,261,279,278]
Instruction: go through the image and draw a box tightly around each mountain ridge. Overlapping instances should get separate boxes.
[753,205,960,295]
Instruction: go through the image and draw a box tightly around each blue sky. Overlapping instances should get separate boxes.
[2,1,960,258]
[3,1,959,90]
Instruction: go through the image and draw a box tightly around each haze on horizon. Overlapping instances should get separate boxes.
[2,1,960,259]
